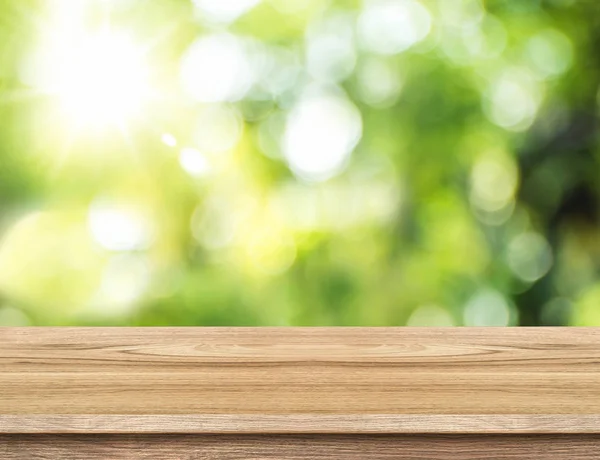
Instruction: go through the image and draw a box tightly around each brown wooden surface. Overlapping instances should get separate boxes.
[2,434,600,459]
[1,327,600,433]
[3,414,600,434]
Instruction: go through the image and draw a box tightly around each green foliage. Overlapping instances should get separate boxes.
[0,0,598,326]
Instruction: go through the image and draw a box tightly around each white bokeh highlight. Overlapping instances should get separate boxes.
[91,254,150,314]
[88,202,153,251]
[463,289,513,326]
[192,0,261,23]
[306,13,357,83]
[179,147,211,177]
[356,56,403,107]
[180,34,258,103]
[358,0,431,55]
[526,28,573,79]
[470,156,517,212]
[283,88,362,181]
[484,68,541,132]
[507,232,553,282]
[161,133,177,147]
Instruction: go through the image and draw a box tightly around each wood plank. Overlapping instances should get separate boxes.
[2,328,600,433]
[2,434,599,460]
[3,415,600,434]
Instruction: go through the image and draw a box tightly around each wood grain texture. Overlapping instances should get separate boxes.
[2,327,600,434]
[2,434,600,460]
[3,415,600,434]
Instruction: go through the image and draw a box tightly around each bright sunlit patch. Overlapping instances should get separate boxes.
[470,154,518,212]
[463,289,514,326]
[356,56,403,107]
[90,254,150,315]
[358,0,431,55]
[161,133,178,147]
[440,14,507,65]
[179,147,211,177]
[88,201,154,251]
[526,28,573,79]
[191,195,251,249]
[271,180,399,230]
[259,46,302,97]
[306,12,356,83]
[193,0,261,24]
[439,0,484,29]
[283,88,362,182]
[507,232,553,282]
[51,32,150,128]
[180,33,259,103]
[483,68,542,131]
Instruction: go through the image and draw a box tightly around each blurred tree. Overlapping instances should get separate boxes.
[0,0,598,326]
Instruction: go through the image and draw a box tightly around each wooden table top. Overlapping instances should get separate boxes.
[1,327,599,434]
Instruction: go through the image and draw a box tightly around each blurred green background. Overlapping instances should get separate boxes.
[0,0,598,326]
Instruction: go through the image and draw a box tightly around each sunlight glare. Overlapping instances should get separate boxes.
[54,32,150,127]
